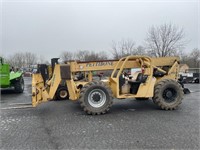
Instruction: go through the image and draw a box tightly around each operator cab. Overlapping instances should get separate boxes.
[109,56,154,98]
[119,70,148,95]
[128,73,148,94]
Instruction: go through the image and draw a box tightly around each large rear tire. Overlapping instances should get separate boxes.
[14,77,24,93]
[153,79,183,110]
[79,81,113,115]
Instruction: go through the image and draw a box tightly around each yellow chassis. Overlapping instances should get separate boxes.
[32,55,180,107]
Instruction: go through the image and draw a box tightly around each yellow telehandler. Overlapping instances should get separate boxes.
[32,55,184,115]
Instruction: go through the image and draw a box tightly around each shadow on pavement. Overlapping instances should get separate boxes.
[0,89,19,95]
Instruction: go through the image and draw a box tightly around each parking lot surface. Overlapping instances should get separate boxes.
[0,77,200,149]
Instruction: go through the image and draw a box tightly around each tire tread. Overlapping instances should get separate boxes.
[79,81,113,115]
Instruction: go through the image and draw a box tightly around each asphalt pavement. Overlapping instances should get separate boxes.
[0,77,200,149]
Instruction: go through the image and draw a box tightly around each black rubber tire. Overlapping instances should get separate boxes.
[79,81,113,115]
[14,77,24,93]
[55,86,69,100]
[152,79,183,110]
[194,78,199,83]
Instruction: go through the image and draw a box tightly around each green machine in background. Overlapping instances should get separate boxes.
[0,57,24,93]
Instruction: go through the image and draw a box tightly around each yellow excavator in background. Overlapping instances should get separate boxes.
[32,55,187,115]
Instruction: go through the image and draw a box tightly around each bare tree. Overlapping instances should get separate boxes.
[145,23,186,57]
[6,52,25,68]
[135,45,147,55]
[24,52,37,68]
[38,55,45,64]
[5,52,38,70]
[96,51,108,60]
[181,49,200,68]
[111,39,134,59]
[5,55,15,67]
[76,50,88,61]
[37,55,49,64]
[190,49,200,68]
[111,39,145,59]
[76,50,108,61]
[60,51,75,62]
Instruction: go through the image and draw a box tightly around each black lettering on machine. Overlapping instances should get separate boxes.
[86,62,113,67]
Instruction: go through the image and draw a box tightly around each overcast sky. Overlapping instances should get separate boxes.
[1,0,199,61]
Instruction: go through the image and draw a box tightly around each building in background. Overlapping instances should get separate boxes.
[179,64,189,73]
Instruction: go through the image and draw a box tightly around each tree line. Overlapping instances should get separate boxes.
[1,23,199,69]
[1,52,48,69]
[59,23,199,68]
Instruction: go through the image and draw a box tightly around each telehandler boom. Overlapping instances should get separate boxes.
[32,55,184,115]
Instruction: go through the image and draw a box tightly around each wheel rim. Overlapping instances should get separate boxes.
[88,89,106,108]
[162,88,177,103]
[60,90,68,98]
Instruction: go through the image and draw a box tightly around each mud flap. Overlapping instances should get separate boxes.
[178,80,190,94]
[183,88,190,94]
[32,73,50,107]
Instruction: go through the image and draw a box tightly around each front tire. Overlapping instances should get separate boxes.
[55,86,69,100]
[14,77,24,93]
[79,81,113,115]
[153,79,183,110]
